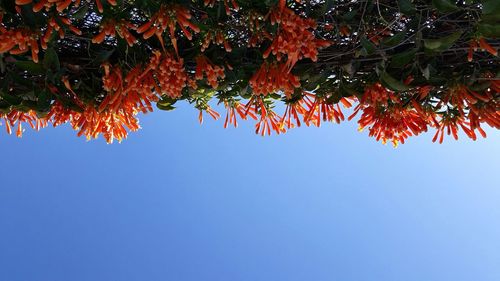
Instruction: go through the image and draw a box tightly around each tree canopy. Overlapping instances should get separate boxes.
[0,0,498,146]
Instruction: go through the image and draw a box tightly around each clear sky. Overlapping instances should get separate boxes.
[1,103,499,281]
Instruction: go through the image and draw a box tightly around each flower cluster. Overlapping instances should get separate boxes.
[148,51,188,99]
[201,30,232,52]
[0,27,40,62]
[43,16,82,46]
[92,19,137,46]
[349,83,429,147]
[468,37,498,62]
[137,4,199,55]
[99,63,158,114]
[246,96,285,136]
[249,63,301,98]
[222,100,257,128]
[203,0,239,15]
[195,56,225,88]
[1,110,47,137]
[265,6,331,71]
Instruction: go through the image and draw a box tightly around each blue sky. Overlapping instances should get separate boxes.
[1,103,499,281]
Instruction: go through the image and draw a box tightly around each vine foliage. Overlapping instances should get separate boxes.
[0,0,498,145]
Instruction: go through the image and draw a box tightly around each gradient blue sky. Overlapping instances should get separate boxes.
[1,103,499,281]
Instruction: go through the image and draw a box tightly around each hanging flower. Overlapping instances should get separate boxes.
[265,6,331,72]
[245,96,285,136]
[92,19,137,47]
[201,30,232,52]
[222,100,257,128]
[350,83,429,147]
[137,4,200,55]
[195,55,225,88]
[203,0,239,15]
[148,51,188,99]
[304,93,352,127]
[0,27,40,62]
[249,62,300,98]
[1,110,48,137]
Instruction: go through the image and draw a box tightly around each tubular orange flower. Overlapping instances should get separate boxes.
[432,115,478,144]
[94,0,117,13]
[0,27,40,62]
[98,63,158,114]
[92,19,137,46]
[245,96,285,136]
[281,94,310,129]
[249,62,300,98]
[137,4,200,55]
[221,100,257,128]
[147,51,188,99]
[1,110,48,137]
[265,6,331,72]
[468,37,498,61]
[304,93,352,127]
[204,0,239,15]
[350,83,429,147]
[198,105,221,124]
[16,0,77,13]
[41,16,82,49]
[70,105,140,144]
[201,30,232,52]
[195,56,225,88]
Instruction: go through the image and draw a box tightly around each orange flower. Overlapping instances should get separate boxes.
[0,27,40,62]
[350,83,429,147]
[222,100,257,128]
[98,63,158,114]
[147,51,188,99]
[204,0,239,15]
[432,115,477,144]
[201,30,232,52]
[195,56,225,88]
[249,62,300,98]
[245,96,286,136]
[1,110,48,137]
[41,16,81,49]
[265,6,331,72]
[304,93,352,127]
[198,105,221,124]
[137,4,200,55]
[281,94,310,129]
[70,105,140,144]
[468,37,497,62]
[92,19,137,46]
[16,0,75,13]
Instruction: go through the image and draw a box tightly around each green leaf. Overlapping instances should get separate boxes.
[360,37,376,55]
[390,49,417,68]
[36,90,52,113]
[15,61,45,74]
[380,72,409,91]
[43,48,60,71]
[432,0,459,13]
[398,0,416,15]
[156,96,177,111]
[72,4,89,20]
[382,30,407,47]
[342,10,358,21]
[424,31,462,52]
[1,93,23,106]
[482,0,500,22]
[477,23,500,38]
[93,50,115,64]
